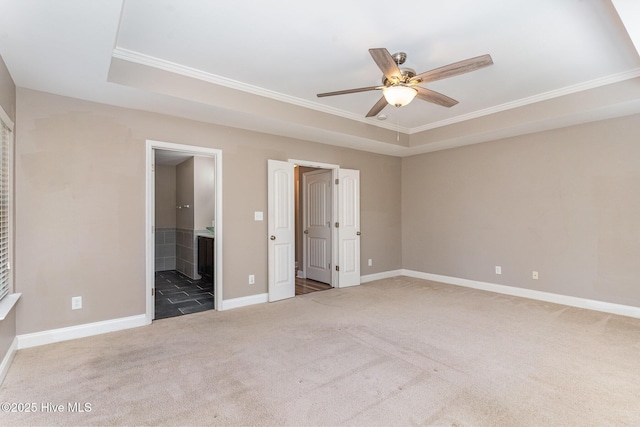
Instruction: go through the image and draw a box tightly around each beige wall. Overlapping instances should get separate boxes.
[10,82,640,338]
[176,157,195,230]
[402,113,640,307]
[15,91,145,335]
[194,156,215,230]
[14,88,402,334]
[155,164,176,228]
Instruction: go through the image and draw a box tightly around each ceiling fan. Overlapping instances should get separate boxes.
[317,48,493,117]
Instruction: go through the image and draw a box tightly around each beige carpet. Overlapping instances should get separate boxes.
[1,276,639,426]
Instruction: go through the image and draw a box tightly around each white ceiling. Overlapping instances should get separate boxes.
[155,149,193,166]
[1,0,639,156]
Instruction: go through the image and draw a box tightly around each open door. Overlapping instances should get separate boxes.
[303,169,332,284]
[268,160,295,301]
[337,168,360,287]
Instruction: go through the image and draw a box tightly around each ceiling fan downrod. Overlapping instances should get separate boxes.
[391,52,407,66]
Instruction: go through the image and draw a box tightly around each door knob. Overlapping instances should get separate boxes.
[356,231,361,236]
[270,235,276,240]
[303,230,308,234]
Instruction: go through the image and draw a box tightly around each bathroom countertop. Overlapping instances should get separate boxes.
[196,232,215,239]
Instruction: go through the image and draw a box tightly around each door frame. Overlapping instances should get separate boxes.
[289,159,339,288]
[145,140,224,323]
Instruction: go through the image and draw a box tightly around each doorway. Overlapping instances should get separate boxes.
[301,168,332,284]
[146,140,223,323]
[296,167,333,295]
[267,159,360,303]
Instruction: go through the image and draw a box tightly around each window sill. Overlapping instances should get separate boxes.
[0,293,21,321]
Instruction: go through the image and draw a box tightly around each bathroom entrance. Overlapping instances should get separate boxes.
[145,140,223,322]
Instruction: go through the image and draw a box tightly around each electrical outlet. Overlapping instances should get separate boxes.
[532,271,539,280]
[71,296,82,310]
[368,259,372,266]
[248,274,255,285]
[495,266,502,275]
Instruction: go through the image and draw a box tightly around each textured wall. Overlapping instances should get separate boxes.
[402,113,640,306]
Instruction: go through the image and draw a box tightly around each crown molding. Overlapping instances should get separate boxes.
[112,48,640,138]
[111,47,412,133]
[410,68,640,134]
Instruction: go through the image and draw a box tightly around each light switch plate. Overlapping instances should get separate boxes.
[254,211,263,221]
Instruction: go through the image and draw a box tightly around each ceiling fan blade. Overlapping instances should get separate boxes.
[410,54,493,84]
[366,96,388,117]
[415,86,458,107]
[369,48,402,82]
[317,86,380,97]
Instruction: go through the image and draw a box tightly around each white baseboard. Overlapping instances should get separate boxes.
[338,282,361,288]
[401,269,640,319]
[222,293,268,310]
[17,314,149,350]
[361,269,403,284]
[0,336,18,386]
[219,271,398,305]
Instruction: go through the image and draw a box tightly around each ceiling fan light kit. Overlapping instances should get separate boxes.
[317,48,493,117]
[382,85,417,107]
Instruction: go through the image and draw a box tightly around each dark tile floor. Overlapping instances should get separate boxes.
[155,270,214,320]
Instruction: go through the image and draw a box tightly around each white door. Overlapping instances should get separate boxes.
[268,160,295,302]
[303,170,332,284]
[338,168,361,287]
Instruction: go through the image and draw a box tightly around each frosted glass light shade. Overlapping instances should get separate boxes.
[382,85,417,107]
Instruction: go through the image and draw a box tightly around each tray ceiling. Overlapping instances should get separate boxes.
[1,0,639,156]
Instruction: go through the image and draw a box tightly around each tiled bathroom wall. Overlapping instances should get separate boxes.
[155,228,176,272]
[176,228,199,279]
[155,227,200,279]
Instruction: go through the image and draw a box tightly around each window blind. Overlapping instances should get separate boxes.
[0,119,9,301]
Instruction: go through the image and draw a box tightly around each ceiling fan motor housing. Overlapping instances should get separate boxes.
[382,68,416,86]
